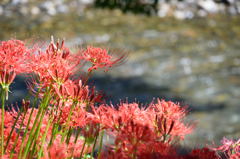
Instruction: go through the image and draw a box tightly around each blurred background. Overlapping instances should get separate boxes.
[1,0,240,148]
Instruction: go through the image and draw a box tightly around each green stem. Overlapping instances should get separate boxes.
[18,86,42,158]
[29,142,37,159]
[37,116,53,159]
[34,99,59,158]
[19,107,44,159]
[1,87,7,157]
[9,107,28,159]
[49,101,64,146]
[132,143,138,159]
[17,106,39,159]
[65,128,73,144]
[22,107,46,159]
[49,123,57,146]
[61,101,77,142]
[4,106,23,152]
[69,128,81,158]
[91,133,99,157]
[80,138,87,159]
[97,130,104,159]
[74,128,81,143]
[20,87,51,159]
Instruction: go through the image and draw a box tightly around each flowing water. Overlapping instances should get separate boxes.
[1,9,240,147]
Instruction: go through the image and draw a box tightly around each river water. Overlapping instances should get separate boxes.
[1,9,240,148]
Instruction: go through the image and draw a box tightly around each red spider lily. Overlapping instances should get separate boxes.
[212,137,240,159]
[53,79,103,104]
[115,120,154,144]
[137,141,177,159]
[42,140,68,159]
[113,120,156,158]
[147,99,193,141]
[0,109,23,157]
[0,70,16,89]
[101,141,177,159]
[147,99,187,122]
[30,40,81,86]
[229,153,240,159]
[57,102,88,128]
[0,109,15,128]
[2,127,22,157]
[90,104,118,130]
[185,147,220,159]
[99,149,130,159]
[81,46,125,72]
[0,40,32,75]
[42,135,91,159]
[92,103,157,158]
[92,103,151,131]
[81,121,100,145]
[0,40,32,99]
[17,108,53,136]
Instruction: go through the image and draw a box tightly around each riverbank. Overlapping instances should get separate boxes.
[1,0,240,20]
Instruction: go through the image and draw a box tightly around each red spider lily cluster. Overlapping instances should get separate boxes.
[0,39,238,159]
[212,138,240,159]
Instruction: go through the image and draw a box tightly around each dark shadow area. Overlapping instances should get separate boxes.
[94,0,159,15]
[8,75,226,113]
[90,75,226,112]
[7,76,29,107]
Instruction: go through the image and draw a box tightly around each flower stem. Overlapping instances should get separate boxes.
[20,107,44,159]
[80,138,87,158]
[19,87,51,159]
[10,106,29,159]
[91,132,99,157]
[61,101,77,142]
[5,106,22,152]
[37,116,53,159]
[1,86,7,157]
[97,130,104,159]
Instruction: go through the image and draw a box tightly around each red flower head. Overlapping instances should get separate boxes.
[186,147,220,159]
[147,99,193,142]
[81,46,125,72]
[212,137,240,159]
[53,79,103,104]
[0,109,15,128]
[137,141,177,159]
[30,40,81,87]
[17,108,53,136]
[57,102,89,128]
[0,40,32,98]
[42,135,91,159]
[92,102,151,132]
[0,40,32,75]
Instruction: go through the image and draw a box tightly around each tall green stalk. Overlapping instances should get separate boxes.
[9,107,28,159]
[18,87,51,159]
[17,86,42,158]
[34,99,58,158]
[80,138,87,159]
[36,116,53,159]
[97,130,104,159]
[5,106,23,153]
[22,93,51,159]
[49,100,65,146]
[91,132,99,157]
[1,90,5,157]
[18,107,44,159]
[61,101,77,142]
[1,86,8,157]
